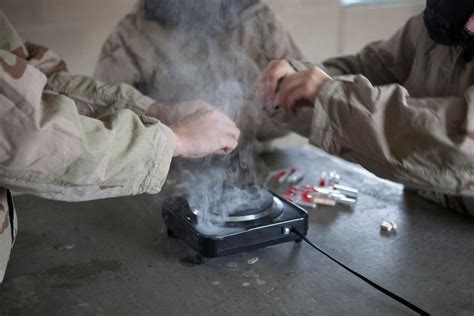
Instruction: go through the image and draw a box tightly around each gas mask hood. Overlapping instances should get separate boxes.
[423,0,474,59]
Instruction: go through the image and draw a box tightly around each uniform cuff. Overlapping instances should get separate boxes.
[140,119,177,194]
[309,79,344,154]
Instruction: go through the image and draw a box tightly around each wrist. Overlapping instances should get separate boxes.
[145,102,167,121]
[170,127,184,157]
[314,68,332,100]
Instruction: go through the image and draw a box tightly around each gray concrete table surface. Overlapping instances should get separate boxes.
[0,146,473,315]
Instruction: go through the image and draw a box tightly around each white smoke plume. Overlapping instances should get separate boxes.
[145,0,272,233]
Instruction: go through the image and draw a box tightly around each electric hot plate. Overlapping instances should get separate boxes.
[162,186,308,262]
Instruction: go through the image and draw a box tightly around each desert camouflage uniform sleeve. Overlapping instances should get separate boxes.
[285,16,474,215]
[23,39,153,118]
[0,11,176,202]
[284,60,474,216]
[308,75,474,197]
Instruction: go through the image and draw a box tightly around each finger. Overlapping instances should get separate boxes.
[278,74,308,112]
[212,114,240,140]
[255,80,266,102]
[215,137,238,155]
[258,61,285,105]
[285,85,315,114]
[285,87,301,114]
[263,59,281,74]
[256,60,280,87]
[264,62,294,102]
[225,137,239,153]
[285,82,310,113]
[284,70,327,112]
[282,70,322,113]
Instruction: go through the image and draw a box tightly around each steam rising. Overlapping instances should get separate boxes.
[147,0,271,233]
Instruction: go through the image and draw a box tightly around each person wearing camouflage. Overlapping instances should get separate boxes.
[256,2,474,216]
[94,0,303,140]
[0,11,240,283]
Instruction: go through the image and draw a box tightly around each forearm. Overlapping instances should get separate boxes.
[0,108,176,202]
[309,75,474,196]
[0,49,175,202]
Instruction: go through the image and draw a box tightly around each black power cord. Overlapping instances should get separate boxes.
[291,228,430,316]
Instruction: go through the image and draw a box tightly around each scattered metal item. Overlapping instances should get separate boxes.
[329,171,341,186]
[318,171,343,189]
[256,279,266,285]
[270,168,305,185]
[54,244,75,251]
[333,184,358,199]
[277,170,290,184]
[247,257,259,265]
[312,196,337,207]
[295,200,317,209]
[288,169,304,184]
[268,168,358,209]
[319,171,328,187]
[380,221,397,233]
[282,184,358,209]
[333,195,357,206]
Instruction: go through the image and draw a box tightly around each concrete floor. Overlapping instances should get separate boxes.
[1,146,473,315]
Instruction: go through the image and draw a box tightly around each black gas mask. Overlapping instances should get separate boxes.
[423,0,474,60]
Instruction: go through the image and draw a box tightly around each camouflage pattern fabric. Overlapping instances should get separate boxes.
[0,11,176,283]
[285,15,474,216]
[94,0,303,140]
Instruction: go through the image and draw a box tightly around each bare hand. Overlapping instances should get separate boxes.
[256,59,331,114]
[256,60,296,109]
[170,108,240,158]
[277,67,331,113]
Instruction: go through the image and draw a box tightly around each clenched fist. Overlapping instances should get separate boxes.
[170,108,240,158]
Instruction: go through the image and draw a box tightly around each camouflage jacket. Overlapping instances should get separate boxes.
[287,15,474,215]
[94,0,302,140]
[0,11,176,283]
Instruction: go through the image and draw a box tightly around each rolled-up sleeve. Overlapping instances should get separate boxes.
[0,54,176,201]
